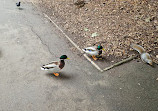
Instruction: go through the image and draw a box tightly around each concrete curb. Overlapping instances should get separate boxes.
[30,1,103,72]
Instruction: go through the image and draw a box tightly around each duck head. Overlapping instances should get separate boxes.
[60,55,70,60]
[97,45,105,51]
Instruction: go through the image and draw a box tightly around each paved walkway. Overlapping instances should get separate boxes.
[0,0,157,111]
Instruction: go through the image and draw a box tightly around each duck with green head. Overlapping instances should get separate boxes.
[41,55,69,76]
[82,45,105,60]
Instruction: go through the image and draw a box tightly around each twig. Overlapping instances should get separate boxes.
[103,55,138,71]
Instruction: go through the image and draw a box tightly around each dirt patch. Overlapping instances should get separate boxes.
[31,0,158,65]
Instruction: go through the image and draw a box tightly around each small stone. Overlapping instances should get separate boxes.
[85,8,88,11]
[154,20,158,23]
[156,26,158,30]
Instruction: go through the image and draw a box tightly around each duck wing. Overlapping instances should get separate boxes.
[83,46,97,52]
[41,61,59,70]
[48,61,59,65]
[82,46,99,55]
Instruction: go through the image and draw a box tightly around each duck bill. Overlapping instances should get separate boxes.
[67,58,70,60]
[102,48,105,51]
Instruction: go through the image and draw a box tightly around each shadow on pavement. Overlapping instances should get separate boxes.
[46,72,73,80]
[18,7,24,10]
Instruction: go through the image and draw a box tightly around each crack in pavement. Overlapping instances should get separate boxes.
[22,2,103,72]
[19,12,57,57]
[30,26,56,57]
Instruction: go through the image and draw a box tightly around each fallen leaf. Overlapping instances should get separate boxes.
[91,32,99,37]
[84,28,89,31]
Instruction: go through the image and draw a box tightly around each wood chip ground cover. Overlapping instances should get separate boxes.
[32,0,158,64]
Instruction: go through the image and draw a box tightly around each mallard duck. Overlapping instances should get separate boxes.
[41,55,69,76]
[82,45,105,60]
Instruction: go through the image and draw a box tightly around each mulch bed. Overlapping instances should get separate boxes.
[32,0,158,66]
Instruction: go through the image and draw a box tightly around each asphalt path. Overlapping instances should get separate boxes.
[0,0,158,111]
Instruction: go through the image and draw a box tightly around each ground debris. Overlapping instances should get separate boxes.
[33,0,158,60]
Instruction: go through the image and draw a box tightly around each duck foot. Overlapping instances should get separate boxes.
[96,55,103,60]
[92,55,97,61]
[53,73,59,77]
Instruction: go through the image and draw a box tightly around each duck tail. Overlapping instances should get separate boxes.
[82,49,86,51]
[82,48,89,53]
[40,66,48,70]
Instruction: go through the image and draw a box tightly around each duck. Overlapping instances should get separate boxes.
[41,55,69,76]
[82,45,105,60]
[16,2,21,7]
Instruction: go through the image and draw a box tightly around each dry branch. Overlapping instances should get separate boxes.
[103,55,138,71]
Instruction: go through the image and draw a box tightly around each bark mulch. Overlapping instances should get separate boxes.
[32,0,158,67]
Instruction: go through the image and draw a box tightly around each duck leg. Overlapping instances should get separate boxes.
[92,55,97,61]
[53,73,59,77]
[96,55,103,59]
